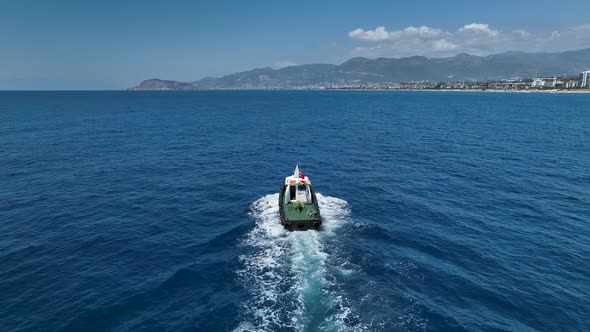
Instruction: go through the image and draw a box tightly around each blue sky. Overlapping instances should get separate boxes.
[1,0,590,89]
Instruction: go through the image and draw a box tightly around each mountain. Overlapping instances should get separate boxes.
[127,78,196,90]
[191,64,339,89]
[130,49,590,89]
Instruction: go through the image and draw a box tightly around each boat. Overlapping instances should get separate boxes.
[279,164,322,231]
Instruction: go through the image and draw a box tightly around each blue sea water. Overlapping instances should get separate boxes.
[1,90,589,331]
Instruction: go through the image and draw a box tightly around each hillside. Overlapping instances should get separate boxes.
[130,49,590,89]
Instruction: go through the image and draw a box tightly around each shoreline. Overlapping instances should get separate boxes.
[123,88,590,94]
[321,88,590,94]
[9,88,585,94]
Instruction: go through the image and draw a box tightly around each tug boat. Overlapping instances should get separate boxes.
[279,164,322,231]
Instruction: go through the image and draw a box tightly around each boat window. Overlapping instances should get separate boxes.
[289,185,296,200]
[294,184,312,203]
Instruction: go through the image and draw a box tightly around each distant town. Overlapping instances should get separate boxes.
[322,71,590,91]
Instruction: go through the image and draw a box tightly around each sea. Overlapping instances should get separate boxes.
[1,90,589,332]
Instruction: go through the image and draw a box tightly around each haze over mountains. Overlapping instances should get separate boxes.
[129,48,590,90]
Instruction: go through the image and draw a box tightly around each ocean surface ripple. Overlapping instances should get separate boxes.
[1,91,589,331]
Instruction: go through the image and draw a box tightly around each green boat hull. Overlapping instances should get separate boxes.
[278,185,322,231]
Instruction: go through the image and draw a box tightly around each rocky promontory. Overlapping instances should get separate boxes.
[127,79,196,90]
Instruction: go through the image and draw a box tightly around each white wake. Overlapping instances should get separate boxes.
[235,193,366,332]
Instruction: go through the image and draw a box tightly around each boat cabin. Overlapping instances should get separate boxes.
[284,170,315,204]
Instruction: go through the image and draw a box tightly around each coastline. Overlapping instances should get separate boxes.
[321,88,590,94]
[122,88,590,93]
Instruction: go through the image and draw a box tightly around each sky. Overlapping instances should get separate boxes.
[1,0,590,89]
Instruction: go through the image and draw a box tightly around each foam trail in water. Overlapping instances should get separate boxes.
[236,193,363,332]
[316,193,350,234]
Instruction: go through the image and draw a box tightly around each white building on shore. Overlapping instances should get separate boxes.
[531,77,557,88]
[565,80,579,89]
[531,78,545,87]
[580,71,590,88]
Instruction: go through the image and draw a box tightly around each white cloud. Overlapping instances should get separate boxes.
[348,25,445,42]
[458,23,499,37]
[400,26,445,39]
[433,39,458,51]
[348,23,590,58]
[348,26,389,41]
